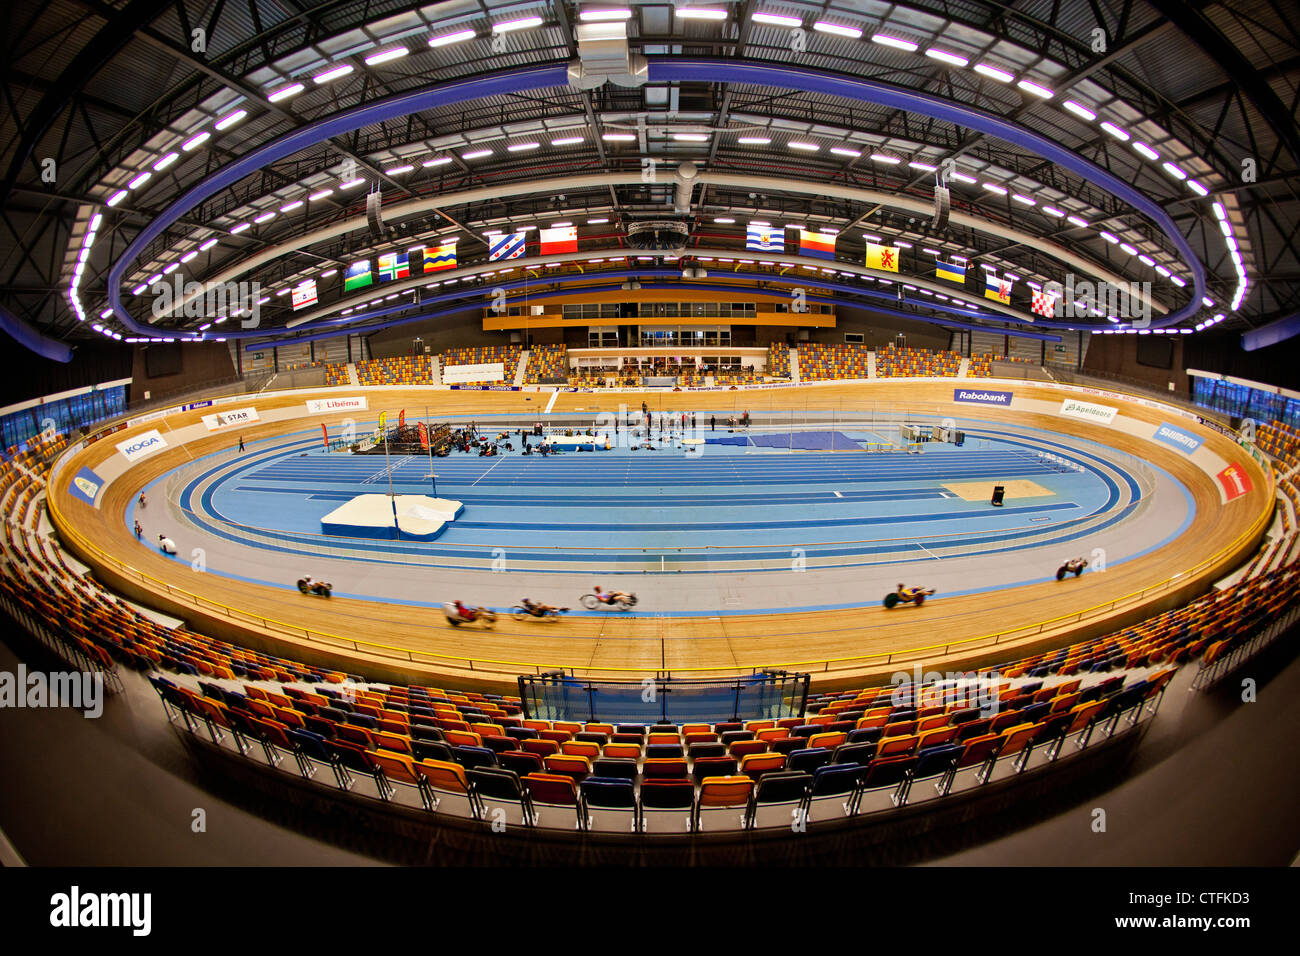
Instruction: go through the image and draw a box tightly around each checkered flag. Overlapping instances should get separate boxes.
[1031,290,1058,318]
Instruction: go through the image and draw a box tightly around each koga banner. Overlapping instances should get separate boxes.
[116,429,168,462]
[953,388,1013,407]
[305,396,367,414]
[201,407,260,431]
[1059,398,1118,425]
[442,362,505,384]
[1152,422,1203,455]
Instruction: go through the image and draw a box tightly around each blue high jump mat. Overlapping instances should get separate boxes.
[751,430,861,450]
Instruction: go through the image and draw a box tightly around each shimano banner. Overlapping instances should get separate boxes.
[1152,422,1203,455]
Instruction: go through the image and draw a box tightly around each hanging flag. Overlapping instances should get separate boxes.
[378,251,410,282]
[935,258,966,283]
[985,273,1014,304]
[490,233,527,260]
[746,223,784,252]
[1031,289,1058,318]
[321,423,328,450]
[291,279,318,310]
[423,241,458,272]
[864,243,900,272]
[799,230,836,260]
[539,226,578,255]
[344,259,372,291]
[417,422,429,450]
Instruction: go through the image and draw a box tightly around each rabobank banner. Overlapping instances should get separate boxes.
[116,429,168,463]
[67,466,104,507]
[953,388,1013,407]
[306,397,367,414]
[1152,422,1203,455]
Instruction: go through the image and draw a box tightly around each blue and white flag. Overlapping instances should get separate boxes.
[489,232,527,261]
[746,223,784,253]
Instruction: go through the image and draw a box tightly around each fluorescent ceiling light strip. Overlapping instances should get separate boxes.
[872,34,917,51]
[813,21,862,37]
[925,48,969,67]
[313,64,355,84]
[973,63,1014,82]
[267,83,304,103]
[429,29,476,47]
[364,47,407,65]
[213,110,246,131]
[752,13,800,27]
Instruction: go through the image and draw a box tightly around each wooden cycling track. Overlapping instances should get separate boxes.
[47,380,1273,693]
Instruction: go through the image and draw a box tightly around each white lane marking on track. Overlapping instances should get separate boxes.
[471,454,509,487]
[834,491,843,497]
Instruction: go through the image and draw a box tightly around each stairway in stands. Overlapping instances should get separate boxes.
[430,355,442,386]
[787,346,800,384]
[866,351,877,379]
[345,363,359,387]
[514,350,530,386]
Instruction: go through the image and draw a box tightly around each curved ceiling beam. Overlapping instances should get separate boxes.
[649,58,1206,328]
[107,63,572,336]
[168,172,1165,325]
[0,303,75,362]
[109,58,1201,336]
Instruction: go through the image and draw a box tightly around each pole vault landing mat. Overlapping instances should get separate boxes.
[703,430,864,450]
[320,493,464,541]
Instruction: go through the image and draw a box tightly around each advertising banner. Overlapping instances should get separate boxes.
[1152,422,1203,455]
[116,429,168,462]
[306,397,367,414]
[1059,398,1118,425]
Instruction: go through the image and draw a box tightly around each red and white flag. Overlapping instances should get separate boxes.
[1031,290,1058,318]
[539,226,578,255]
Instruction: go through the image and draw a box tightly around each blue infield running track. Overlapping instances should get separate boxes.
[167,424,1147,571]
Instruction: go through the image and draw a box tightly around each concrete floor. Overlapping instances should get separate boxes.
[0,614,1296,867]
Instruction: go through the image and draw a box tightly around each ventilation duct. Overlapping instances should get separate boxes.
[567,22,648,89]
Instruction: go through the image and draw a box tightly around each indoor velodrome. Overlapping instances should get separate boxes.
[2,0,1299,906]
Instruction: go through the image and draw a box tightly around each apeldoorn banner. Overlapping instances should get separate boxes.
[953,388,1013,407]
[201,407,260,431]
[1059,398,1118,425]
[1152,422,1203,455]
[1217,462,1253,501]
[67,466,104,507]
[306,397,367,414]
[116,429,168,462]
